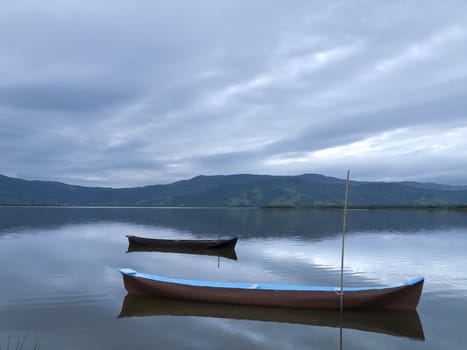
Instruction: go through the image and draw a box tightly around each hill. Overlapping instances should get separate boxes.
[1,173,467,207]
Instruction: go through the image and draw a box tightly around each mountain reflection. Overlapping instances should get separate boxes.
[2,207,467,239]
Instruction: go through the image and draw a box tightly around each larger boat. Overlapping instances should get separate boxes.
[119,268,424,310]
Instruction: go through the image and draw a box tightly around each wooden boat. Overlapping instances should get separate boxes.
[119,268,424,310]
[126,235,238,250]
[118,294,425,340]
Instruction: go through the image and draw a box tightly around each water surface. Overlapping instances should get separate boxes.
[0,207,466,349]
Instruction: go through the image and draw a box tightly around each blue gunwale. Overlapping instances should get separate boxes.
[119,268,424,292]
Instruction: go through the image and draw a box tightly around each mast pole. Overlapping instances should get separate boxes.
[340,170,350,312]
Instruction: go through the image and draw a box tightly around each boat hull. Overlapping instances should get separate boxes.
[126,235,238,250]
[119,269,424,310]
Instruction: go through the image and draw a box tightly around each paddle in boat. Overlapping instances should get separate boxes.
[119,268,424,310]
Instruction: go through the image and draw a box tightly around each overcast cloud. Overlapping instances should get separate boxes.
[1,0,467,187]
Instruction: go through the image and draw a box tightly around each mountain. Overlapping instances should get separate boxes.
[1,173,467,207]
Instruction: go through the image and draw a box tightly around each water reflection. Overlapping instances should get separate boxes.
[118,294,425,340]
[252,230,467,293]
[126,244,238,260]
[2,206,467,239]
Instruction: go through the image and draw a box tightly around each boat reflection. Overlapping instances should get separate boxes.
[126,244,237,260]
[118,294,425,340]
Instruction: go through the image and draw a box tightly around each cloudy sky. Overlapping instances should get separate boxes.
[1,0,467,187]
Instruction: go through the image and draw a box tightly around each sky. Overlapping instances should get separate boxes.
[1,0,467,188]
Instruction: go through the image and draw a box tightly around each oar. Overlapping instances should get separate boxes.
[339,170,350,350]
[340,170,350,312]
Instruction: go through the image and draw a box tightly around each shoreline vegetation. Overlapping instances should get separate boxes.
[259,204,467,210]
[1,203,466,210]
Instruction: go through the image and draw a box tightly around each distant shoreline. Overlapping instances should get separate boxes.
[259,205,467,210]
[1,203,466,210]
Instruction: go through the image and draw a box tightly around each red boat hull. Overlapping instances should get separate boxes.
[121,271,424,310]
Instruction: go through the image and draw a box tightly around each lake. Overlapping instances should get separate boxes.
[0,207,466,349]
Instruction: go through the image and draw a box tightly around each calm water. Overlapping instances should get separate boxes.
[0,207,466,349]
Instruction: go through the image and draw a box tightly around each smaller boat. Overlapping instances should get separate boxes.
[118,294,425,340]
[119,268,424,310]
[126,235,238,250]
[125,235,238,260]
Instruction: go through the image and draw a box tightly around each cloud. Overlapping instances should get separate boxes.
[0,82,140,112]
[1,1,467,187]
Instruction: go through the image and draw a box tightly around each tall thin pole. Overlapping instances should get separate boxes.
[340,170,350,312]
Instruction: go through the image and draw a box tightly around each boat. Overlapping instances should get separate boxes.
[126,236,237,260]
[119,268,424,310]
[118,294,425,340]
[126,235,238,250]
